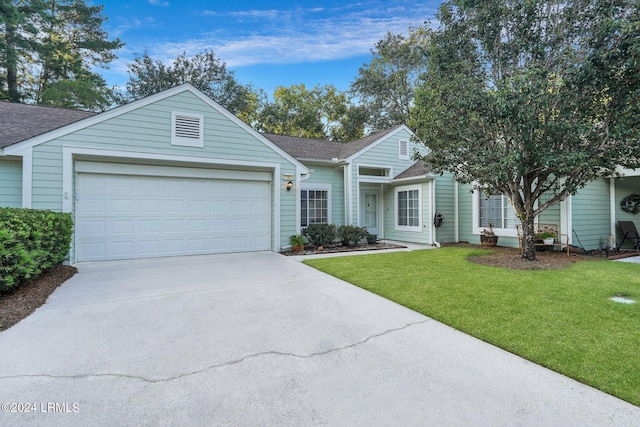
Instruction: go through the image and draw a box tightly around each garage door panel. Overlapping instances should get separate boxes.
[76,173,271,261]
[111,220,133,234]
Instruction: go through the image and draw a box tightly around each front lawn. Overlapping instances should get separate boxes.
[303,247,640,407]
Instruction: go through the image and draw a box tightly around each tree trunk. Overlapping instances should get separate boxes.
[5,20,20,102]
[521,218,537,261]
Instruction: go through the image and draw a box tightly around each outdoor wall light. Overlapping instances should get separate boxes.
[286,181,293,191]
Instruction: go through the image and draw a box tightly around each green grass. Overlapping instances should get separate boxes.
[304,247,640,407]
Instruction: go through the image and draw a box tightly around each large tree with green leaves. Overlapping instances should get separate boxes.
[256,84,365,141]
[125,50,257,118]
[350,28,429,133]
[0,0,122,108]
[412,0,640,260]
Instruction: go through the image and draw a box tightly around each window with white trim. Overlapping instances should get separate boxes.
[301,187,330,227]
[396,185,422,231]
[171,112,204,147]
[478,191,518,230]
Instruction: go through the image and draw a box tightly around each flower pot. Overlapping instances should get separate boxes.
[480,235,499,247]
[543,238,554,245]
[367,234,377,244]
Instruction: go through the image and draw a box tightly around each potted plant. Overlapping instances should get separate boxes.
[289,234,306,252]
[537,230,557,245]
[480,224,499,247]
[366,233,377,245]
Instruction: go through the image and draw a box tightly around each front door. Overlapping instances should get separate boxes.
[362,191,379,235]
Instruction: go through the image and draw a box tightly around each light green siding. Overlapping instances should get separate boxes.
[456,184,520,248]
[538,199,561,224]
[614,176,640,249]
[301,163,345,226]
[383,181,432,244]
[0,157,22,207]
[434,172,456,243]
[572,179,611,250]
[26,89,300,251]
[457,183,476,243]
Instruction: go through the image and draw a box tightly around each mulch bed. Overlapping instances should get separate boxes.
[0,265,77,332]
[445,242,609,270]
[282,242,407,256]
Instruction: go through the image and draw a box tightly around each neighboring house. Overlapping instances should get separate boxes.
[426,170,640,253]
[1,84,636,263]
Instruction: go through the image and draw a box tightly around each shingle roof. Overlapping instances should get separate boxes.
[262,133,345,161]
[394,161,432,179]
[0,101,95,148]
[263,127,402,161]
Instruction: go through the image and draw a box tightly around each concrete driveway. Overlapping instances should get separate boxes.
[0,252,638,426]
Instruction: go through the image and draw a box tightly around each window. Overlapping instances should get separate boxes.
[358,166,390,177]
[396,185,421,231]
[478,190,518,230]
[301,188,329,227]
[171,112,204,147]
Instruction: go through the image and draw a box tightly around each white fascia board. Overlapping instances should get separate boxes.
[345,125,416,162]
[616,166,640,177]
[391,174,437,185]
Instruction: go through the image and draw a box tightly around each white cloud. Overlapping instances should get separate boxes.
[148,0,169,7]
[111,16,155,38]
[144,3,436,67]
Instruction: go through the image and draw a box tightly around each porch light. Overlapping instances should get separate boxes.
[286,181,293,191]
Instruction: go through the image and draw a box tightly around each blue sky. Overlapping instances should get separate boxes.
[99,1,440,97]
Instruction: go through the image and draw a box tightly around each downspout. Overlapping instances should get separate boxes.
[379,183,384,239]
[610,178,616,239]
[454,180,459,242]
[21,148,33,208]
[566,195,573,246]
[345,163,353,225]
[297,169,312,232]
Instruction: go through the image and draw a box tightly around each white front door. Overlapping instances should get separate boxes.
[362,191,379,235]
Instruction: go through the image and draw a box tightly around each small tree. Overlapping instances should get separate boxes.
[412,0,640,260]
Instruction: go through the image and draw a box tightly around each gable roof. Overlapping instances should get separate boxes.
[0,101,95,148]
[0,84,308,172]
[263,126,403,162]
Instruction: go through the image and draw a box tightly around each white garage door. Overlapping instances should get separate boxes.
[76,173,271,261]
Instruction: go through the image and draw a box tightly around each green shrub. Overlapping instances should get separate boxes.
[337,225,369,246]
[0,207,73,292]
[302,223,337,247]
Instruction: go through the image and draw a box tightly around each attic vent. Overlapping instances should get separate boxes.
[399,140,409,160]
[172,112,204,147]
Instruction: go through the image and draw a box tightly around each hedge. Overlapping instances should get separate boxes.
[0,207,73,292]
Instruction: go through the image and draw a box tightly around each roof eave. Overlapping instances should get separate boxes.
[391,174,437,185]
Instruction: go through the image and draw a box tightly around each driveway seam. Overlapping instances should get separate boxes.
[0,319,431,384]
